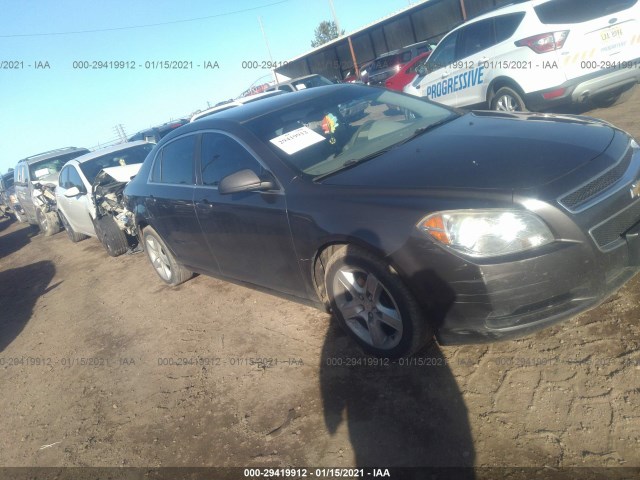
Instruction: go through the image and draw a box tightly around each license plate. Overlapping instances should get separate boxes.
[600,25,624,42]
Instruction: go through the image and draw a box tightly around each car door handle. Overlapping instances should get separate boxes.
[197,199,214,208]
[147,195,157,205]
[441,71,450,78]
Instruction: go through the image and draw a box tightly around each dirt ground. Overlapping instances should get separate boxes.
[1,89,640,477]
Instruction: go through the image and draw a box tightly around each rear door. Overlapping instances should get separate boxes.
[15,164,36,221]
[146,134,219,273]
[193,132,305,297]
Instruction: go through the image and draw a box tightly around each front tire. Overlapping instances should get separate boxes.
[142,226,193,286]
[36,208,61,237]
[324,245,433,358]
[59,211,88,243]
[491,86,527,112]
[95,215,129,257]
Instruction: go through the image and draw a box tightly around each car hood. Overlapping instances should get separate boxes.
[323,112,617,190]
[33,172,60,187]
[93,163,143,190]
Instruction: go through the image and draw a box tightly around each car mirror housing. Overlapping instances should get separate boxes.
[416,64,427,77]
[218,169,274,195]
[64,186,82,197]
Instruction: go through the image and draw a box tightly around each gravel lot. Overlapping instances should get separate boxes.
[1,88,639,476]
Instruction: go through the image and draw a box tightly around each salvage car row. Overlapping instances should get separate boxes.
[3,0,640,359]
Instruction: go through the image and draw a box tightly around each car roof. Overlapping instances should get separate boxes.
[163,84,377,143]
[466,0,542,23]
[17,147,89,165]
[193,84,362,125]
[278,74,326,85]
[191,90,287,122]
[67,141,150,166]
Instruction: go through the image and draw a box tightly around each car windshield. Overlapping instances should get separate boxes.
[29,151,88,180]
[79,144,154,183]
[2,173,14,189]
[245,86,458,178]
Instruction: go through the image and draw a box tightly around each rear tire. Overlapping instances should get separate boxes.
[591,85,634,108]
[59,211,88,243]
[95,215,128,257]
[36,208,61,237]
[491,86,527,112]
[324,245,433,358]
[142,226,193,286]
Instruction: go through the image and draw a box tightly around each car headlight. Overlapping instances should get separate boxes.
[418,209,554,258]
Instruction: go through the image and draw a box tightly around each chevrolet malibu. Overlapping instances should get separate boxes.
[124,84,640,358]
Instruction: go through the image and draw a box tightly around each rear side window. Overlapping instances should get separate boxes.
[534,0,637,24]
[494,13,525,42]
[151,136,195,185]
[458,18,496,58]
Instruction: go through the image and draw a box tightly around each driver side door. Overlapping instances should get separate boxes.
[409,30,461,106]
[193,132,306,297]
[57,165,95,236]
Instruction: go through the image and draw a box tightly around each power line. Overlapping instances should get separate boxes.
[0,0,290,38]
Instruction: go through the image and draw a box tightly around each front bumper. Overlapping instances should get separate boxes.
[392,228,640,345]
[390,141,640,345]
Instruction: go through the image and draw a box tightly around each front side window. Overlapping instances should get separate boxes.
[68,167,84,190]
[58,167,70,189]
[152,136,195,185]
[200,134,263,187]
[427,31,459,71]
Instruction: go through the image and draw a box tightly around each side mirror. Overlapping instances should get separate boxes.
[416,64,427,77]
[64,186,83,197]
[219,169,274,195]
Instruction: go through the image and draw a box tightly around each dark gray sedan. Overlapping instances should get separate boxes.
[124,84,640,357]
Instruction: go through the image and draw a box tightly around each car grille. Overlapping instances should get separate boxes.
[559,146,633,211]
[590,199,640,250]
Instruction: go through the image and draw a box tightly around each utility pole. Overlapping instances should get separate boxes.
[113,124,127,143]
[328,0,342,36]
[258,16,277,84]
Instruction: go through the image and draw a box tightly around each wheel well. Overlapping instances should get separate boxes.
[136,219,149,248]
[487,77,526,105]
[311,241,395,308]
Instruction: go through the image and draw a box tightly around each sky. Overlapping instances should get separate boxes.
[0,0,420,173]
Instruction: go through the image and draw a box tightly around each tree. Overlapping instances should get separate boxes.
[311,20,344,48]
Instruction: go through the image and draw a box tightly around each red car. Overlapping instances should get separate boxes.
[384,51,431,91]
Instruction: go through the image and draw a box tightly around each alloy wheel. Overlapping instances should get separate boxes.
[332,267,403,349]
[145,235,172,281]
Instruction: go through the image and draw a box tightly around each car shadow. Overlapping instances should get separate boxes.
[0,222,40,259]
[0,261,57,353]
[0,215,15,234]
[319,321,475,477]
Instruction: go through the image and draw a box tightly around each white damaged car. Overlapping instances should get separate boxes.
[55,141,154,256]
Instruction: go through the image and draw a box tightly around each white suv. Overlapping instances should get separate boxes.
[404,0,640,111]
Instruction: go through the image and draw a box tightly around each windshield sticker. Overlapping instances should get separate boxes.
[322,113,339,134]
[270,126,325,155]
[35,168,50,178]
